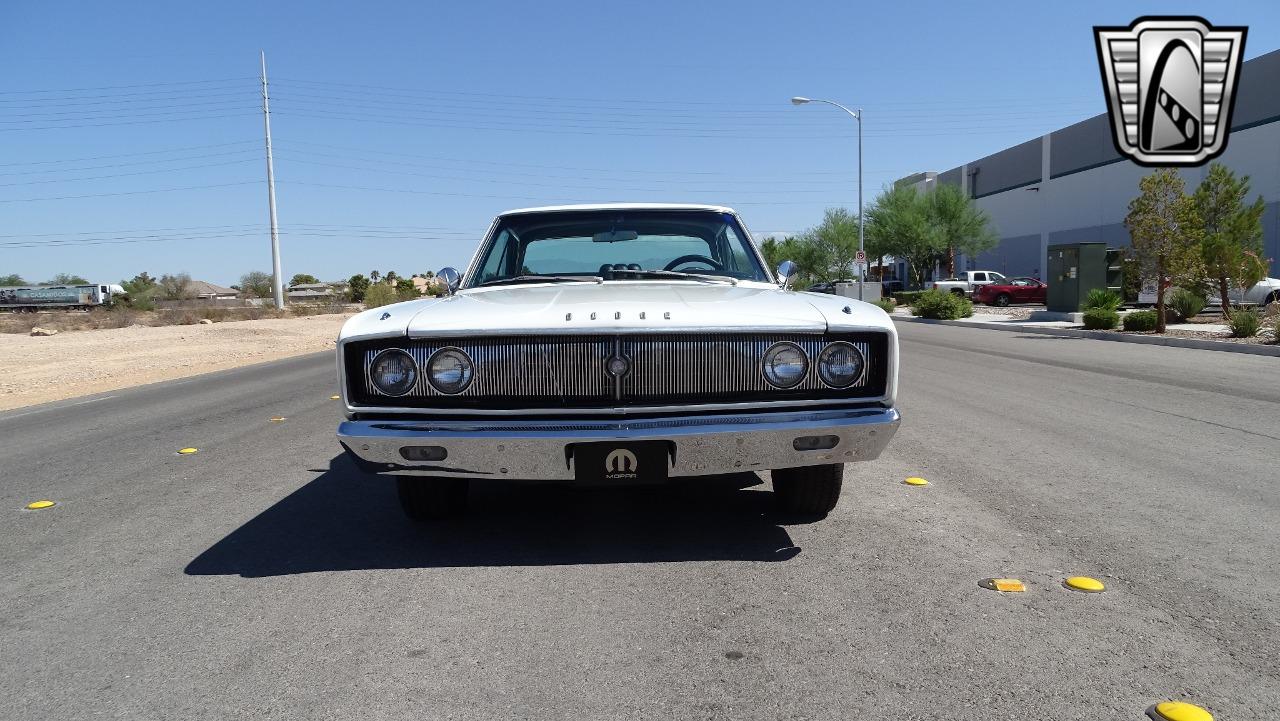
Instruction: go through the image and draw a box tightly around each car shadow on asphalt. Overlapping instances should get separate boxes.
[185,453,804,577]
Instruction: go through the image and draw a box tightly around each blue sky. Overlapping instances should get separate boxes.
[2,0,1277,286]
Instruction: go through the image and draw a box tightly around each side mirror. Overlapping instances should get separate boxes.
[437,267,461,295]
[776,260,797,289]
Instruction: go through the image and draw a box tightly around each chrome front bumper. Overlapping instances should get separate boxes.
[337,407,900,480]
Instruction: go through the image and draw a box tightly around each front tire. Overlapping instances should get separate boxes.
[950,288,965,297]
[396,477,469,521]
[772,464,843,516]
[993,293,1011,307]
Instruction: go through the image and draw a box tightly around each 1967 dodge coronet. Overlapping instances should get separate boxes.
[336,204,900,520]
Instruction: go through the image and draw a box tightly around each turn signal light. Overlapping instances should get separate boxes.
[793,435,839,451]
[399,445,448,461]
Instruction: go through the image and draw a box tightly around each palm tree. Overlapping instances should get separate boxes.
[370,270,381,283]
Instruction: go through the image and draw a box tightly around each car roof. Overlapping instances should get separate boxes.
[498,202,736,217]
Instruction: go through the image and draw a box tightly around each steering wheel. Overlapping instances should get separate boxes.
[663,254,724,272]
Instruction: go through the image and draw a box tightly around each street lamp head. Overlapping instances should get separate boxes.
[790,96,811,105]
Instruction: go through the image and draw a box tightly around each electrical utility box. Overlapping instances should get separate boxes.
[1046,242,1110,312]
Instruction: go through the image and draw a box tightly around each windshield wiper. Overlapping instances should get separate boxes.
[477,275,603,287]
[612,269,738,285]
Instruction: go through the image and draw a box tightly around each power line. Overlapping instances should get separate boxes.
[0,149,261,178]
[0,111,259,133]
[0,158,258,187]
[0,77,254,96]
[280,180,852,206]
[0,181,257,203]
[0,140,259,167]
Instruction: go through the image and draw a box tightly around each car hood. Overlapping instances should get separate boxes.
[338,282,894,342]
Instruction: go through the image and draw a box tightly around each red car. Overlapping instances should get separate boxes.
[973,277,1046,306]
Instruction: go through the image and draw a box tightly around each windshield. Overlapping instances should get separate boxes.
[466,210,768,287]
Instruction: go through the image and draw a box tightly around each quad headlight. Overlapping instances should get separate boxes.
[426,347,474,394]
[817,342,864,388]
[369,349,418,396]
[761,342,808,389]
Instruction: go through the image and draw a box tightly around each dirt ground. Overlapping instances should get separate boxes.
[0,313,353,411]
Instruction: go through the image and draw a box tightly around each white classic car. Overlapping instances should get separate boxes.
[336,204,901,520]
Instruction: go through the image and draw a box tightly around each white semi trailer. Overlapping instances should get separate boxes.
[0,284,127,312]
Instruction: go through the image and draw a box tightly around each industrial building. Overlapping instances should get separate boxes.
[901,47,1280,280]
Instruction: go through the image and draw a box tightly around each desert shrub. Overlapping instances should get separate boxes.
[893,291,925,306]
[1083,288,1124,311]
[363,283,398,309]
[874,298,896,313]
[1227,309,1260,338]
[910,289,973,320]
[1083,307,1120,330]
[1265,316,1280,344]
[1121,309,1158,332]
[1168,288,1206,321]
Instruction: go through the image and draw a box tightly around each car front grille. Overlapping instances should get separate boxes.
[347,332,888,409]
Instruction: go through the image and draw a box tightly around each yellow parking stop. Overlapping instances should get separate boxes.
[904,477,929,486]
[1064,576,1105,592]
[26,500,56,510]
[1148,700,1213,721]
[178,447,198,455]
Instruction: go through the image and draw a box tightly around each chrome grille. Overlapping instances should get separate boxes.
[357,332,883,405]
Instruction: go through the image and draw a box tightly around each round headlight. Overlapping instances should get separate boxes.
[817,342,865,388]
[370,349,418,396]
[427,347,474,394]
[762,342,808,389]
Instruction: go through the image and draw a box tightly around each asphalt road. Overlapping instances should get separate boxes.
[2,323,1277,720]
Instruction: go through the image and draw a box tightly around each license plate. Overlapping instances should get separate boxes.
[572,441,670,483]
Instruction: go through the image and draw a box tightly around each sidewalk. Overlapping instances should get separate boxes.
[891,308,1280,357]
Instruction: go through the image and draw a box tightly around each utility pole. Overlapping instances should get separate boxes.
[260,51,284,309]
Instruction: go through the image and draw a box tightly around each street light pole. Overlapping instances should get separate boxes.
[791,97,864,300]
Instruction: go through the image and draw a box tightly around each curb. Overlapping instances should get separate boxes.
[892,315,1280,358]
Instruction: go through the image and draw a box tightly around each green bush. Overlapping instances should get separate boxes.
[1227,309,1260,338]
[893,291,925,306]
[1083,288,1124,311]
[910,289,973,320]
[874,298,896,313]
[1082,307,1120,330]
[1168,288,1206,321]
[363,283,398,309]
[1121,309,1158,332]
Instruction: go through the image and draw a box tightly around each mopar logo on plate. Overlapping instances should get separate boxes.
[604,448,638,478]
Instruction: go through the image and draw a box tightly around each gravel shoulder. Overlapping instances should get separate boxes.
[0,313,352,411]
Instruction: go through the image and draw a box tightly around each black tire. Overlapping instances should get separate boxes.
[950,288,965,297]
[993,293,1011,307]
[396,477,469,521]
[772,463,843,516]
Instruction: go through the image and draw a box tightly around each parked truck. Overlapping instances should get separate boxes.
[928,271,1008,297]
[0,284,127,312]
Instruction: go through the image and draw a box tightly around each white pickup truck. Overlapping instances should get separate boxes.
[929,271,1007,296]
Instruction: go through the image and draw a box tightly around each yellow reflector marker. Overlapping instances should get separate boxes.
[27,500,56,510]
[269,416,286,422]
[904,477,929,486]
[1148,701,1213,721]
[980,578,1026,593]
[178,447,199,455]
[330,395,340,400]
[1064,576,1106,593]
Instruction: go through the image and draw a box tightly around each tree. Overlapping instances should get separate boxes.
[759,236,805,276]
[120,272,159,309]
[0,274,26,286]
[347,274,370,302]
[158,272,194,300]
[866,184,942,287]
[385,270,400,285]
[1191,163,1268,317]
[1125,169,1201,333]
[240,271,274,298]
[927,183,997,277]
[369,270,381,283]
[289,273,320,287]
[395,277,418,300]
[796,208,861,284]
[44,273,89,285]
[363,283,397,308]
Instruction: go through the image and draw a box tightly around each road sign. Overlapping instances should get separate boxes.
[855,250,867,266]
